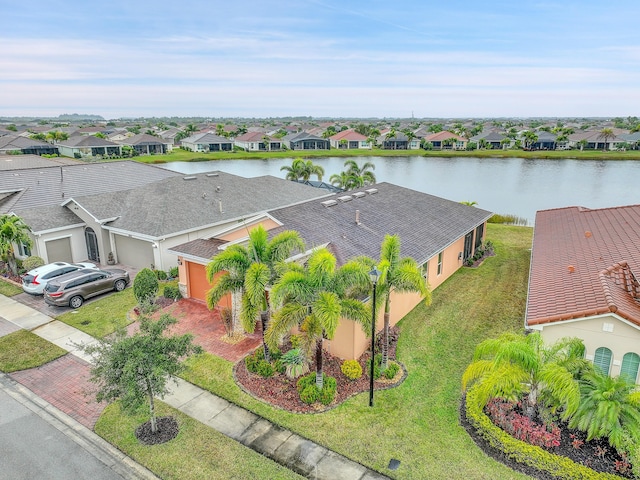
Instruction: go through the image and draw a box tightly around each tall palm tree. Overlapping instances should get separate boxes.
[367,128,381,149]
[329,171,354,190]
[280,158,324,182]
[598,128,616,151]
[375,235,431,369]
[267,248,371,389]
[46,130,68,144]
[344,159,376,187]
[462,332,587,420]
[184,124,198,136]
[205,225,305,361]
[522,131,539,150]
[568,370,640,451]
[0,214,31,275]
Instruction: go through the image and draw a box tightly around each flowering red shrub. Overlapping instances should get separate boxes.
[485,399,561,449]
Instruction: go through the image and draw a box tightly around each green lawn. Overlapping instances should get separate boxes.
[0,278,23,297]
[0,330,67,372]
[95,401,303,480]
[56,288,137,338]
[180,224,534,479]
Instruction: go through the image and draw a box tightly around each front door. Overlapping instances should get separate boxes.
[463,231,474,261]
[85,228,100,262]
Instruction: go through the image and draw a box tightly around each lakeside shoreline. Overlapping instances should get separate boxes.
[137,147,640,164]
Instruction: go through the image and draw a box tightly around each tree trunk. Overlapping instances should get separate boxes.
[526,387,538,420]
[381,296,391,370]
[7,255,18,276]
[260,310,271,362]
[231,290,244,336]
[315,338,324,390]
[146,379,157,434]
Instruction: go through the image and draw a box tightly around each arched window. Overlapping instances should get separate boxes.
[593,347,613,375]
[620,353,640,383]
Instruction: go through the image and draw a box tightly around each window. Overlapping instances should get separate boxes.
[620,353,640,382]
[475,223,484,250]
[593,347,613,375]
[421,261,429,281]
[437,252,443,275]
[17,242,31,257]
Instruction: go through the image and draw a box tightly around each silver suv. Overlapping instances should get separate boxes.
[43,268,130,308]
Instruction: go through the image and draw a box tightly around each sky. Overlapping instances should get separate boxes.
[1,0,639,119]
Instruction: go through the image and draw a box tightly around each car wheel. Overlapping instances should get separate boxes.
[69,296,84,309]
[114,279,126,292]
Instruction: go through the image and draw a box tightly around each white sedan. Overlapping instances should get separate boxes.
[21,262,97,295]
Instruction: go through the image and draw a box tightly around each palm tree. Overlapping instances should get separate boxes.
[329,171,354,190]
[205,225,305,361]
[367,128,381,149]
[266,248,371,389]
[462,332,587,420]
[344,159,376,187]
[598,128,616,151]
[568,370,640,451]
[385,128,397,149]
[46,130,68,144]
[460,201,478,207]
[184,124,198,136]
[0,214,31,275]
[403,129,417,149]
[375,235,431,369]
[522,131,539,150]
[280,158,324,182]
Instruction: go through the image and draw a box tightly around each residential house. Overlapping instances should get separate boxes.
[470,131,507,149]
[180,132,233,152]
[282,132,330,150]
[525,205,640,381]
[532,131,557,150]
[0,134,59,155]
[120,133,172,155]
[329,130,371,149]
[56,135,122,158]
[377,131,420,150]
[423,131,467,150]
[170,183,492,360]
[234,132,282,151]
[158,127,183,145]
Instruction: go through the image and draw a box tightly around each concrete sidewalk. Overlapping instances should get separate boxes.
[0,294,390,480]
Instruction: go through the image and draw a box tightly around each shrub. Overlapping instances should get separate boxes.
[163,284,182,301]
[319,376,337,405]
[245,348,265,374]
[168,266,179,278]
[341,360,363,380]
[297,373,337,405]
[290,334,302,349]
[133,268,159,305]
[256,360,274,378]
[384,362,400,380]
[281,348,309,379]
[274,359,286,374]
[366,357,382,380]
[485,399,560,448]
[154,269,168,280]
[299,384,319,404]
[22,256,44,271]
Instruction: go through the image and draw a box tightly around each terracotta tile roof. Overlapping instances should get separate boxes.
[329,130,367,141]
[423,131,465,142]
[526,205,640,327]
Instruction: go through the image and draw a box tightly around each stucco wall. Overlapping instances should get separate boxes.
[34,226,87,263]
[537,314,640,379]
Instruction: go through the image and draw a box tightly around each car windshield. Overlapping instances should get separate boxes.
[44,283,60,293]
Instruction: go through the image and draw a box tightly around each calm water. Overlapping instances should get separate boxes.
[160,156,640,225]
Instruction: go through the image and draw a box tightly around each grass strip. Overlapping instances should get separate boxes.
[0,278,23,297]
[0,330,67,372]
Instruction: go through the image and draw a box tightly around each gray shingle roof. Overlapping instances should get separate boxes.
[58,136,119,147]
[182,133,231,144]
[0,154,79,171]
[267,183,493,266]
[71,172,330,237]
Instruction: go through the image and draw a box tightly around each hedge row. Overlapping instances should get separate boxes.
[464,386,625,480]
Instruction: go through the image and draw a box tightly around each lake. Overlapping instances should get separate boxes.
[160,156,640,225]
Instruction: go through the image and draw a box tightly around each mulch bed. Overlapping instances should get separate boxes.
[234,327,405,413]
[135,416,179,445]
[459,395,633,479]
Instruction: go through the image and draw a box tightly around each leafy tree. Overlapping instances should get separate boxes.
[133,267,159,307]
[80,314,202,434]
[374,235,431,369]
[6,124,17,132]
[266,248,370,389]
[126,126,141,135]
[184,124,198,136]
[462,332,587,420]
[94,132,106,139]
[568,370,640,451]
[428,123,444,133]
[460,200,478,206]
[0,214,31,275]
[280,158,324,182]
[322,126,337,138]
[261,135,271,152]
[30,133,47,141]
[46,130,68,144]
[367,128,380,149]
[577,139,588,151]
[522,131,538,150]
[206,225,305,361]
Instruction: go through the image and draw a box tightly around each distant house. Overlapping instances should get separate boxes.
[170,183,491,359]
[530,131,557,150]
[377,131,420,150]
[180,132,233,152]
[470,131,507,149]
[283,132,330,150]
[158,127,183,145]
[329,130,371,149]
[526,205,640,381]
[121,133,172,155]
[423,131,467,150]
[234,132,282,151]
[57,135,122,158]
[0,134,58,155]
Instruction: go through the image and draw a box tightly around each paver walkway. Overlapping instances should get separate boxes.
[0,294,391,480]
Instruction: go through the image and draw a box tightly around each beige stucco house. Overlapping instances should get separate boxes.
[170,183,492,360]
[526,205,640,381]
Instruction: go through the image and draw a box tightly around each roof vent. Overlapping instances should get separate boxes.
[365,188,378,195]
[352,191,366,198]
[183,176,197,180]
[206,173,219,177]
[338,195,353,202]
[321,199,338,207]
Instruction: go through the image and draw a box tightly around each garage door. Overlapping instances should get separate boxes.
[186,261,231,307]
[113,235,154,269]
[45,237,73,263]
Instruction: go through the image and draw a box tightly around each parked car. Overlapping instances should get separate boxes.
[21,261,97,295]
[43,268,130,308]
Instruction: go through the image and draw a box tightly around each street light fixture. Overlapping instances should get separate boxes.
[369,266,381,407]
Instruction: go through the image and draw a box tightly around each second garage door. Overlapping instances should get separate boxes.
[114,235,154,269]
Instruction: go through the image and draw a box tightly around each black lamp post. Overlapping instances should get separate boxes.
[369,266,381,407]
